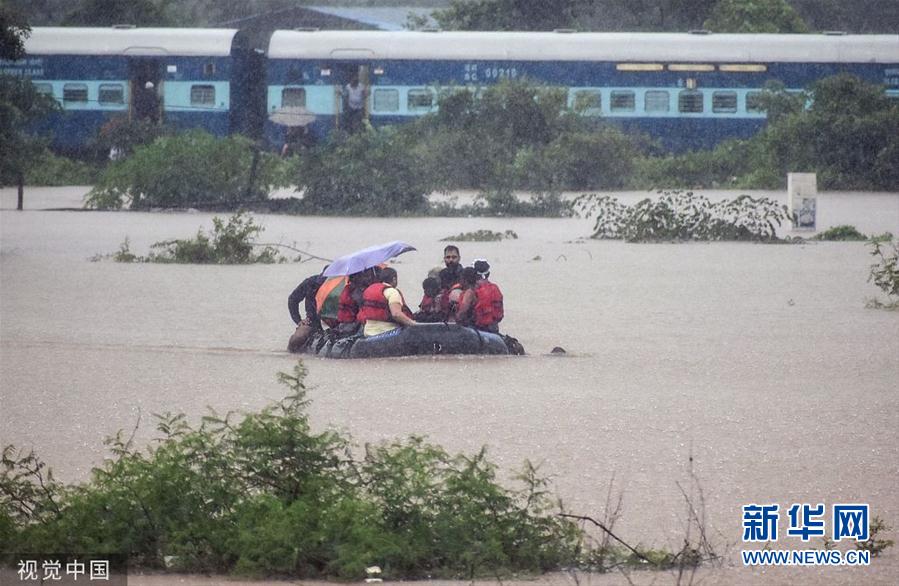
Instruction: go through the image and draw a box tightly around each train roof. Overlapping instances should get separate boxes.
[268,31,899,64]
[24,28,239,57]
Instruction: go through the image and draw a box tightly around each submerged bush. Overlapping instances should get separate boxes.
[85,130,286,210]
[576,191,790,242]
[295,127,432,216]
[813,225,868,241]
[106,212,284,264]
[24,150,101,186]
[1,363,581,579]
[441,229,518,242]
[867,238,899,306]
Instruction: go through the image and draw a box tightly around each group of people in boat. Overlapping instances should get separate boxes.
[287,245,505,351]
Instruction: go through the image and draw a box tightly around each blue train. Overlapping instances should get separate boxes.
[9,27,899,152]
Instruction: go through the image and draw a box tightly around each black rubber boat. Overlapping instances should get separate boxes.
[299,323,519,359]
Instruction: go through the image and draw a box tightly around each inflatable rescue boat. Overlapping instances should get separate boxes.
[296,323,520,358]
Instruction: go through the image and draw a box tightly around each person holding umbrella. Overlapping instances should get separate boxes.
[357,267,417,336]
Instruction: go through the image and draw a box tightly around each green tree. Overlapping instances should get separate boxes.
[0,4,58,209]
[63,0,175,26]
[434,0,592,31]
[703,0,809,33]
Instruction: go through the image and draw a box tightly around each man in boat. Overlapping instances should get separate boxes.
[336,269,373,336]
[288,267,328,330]
[455,260,504,334]
[357,267,418,336]
[428,244,463,281]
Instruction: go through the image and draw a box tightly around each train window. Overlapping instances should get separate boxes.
[63,83,88,103]
[610,90,635,112]
[203,63,216,77]
[712,91,737,113]
[746,91,765,113]
[407,89,434,110]
[644,90,670,112]
[33,83,53,97]
[282,87,306,108]
[99,84,125,105]
[373,89,399,112]
[678,90,704,113]
[190,85,216,106]
[573,90,601,113]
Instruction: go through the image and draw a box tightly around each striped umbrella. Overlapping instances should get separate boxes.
[315,276,347,324]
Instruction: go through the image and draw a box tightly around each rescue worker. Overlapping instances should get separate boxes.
[456,260,504,334]
[414,277,443,322]
[357,267,417,336]
[428,245,463,281]
[288,267,327,330]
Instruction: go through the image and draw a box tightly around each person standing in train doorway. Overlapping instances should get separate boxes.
[342,74,368,133]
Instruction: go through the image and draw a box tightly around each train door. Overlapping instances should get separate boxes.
[335,63,370,132]
[129,58,162,123]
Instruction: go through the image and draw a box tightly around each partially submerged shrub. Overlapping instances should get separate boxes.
[441,229,518,242]
[295,127,432,216]
[24,150,101,186]
[86,130,286,210]
[0,363,580,579]
[814,225,868,241]
[576,191,790,242]
[107,212,284,264]
[867,238,899,308]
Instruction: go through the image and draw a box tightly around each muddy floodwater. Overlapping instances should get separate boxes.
[2,187,898,585]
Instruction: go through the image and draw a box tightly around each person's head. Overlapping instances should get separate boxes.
[438,267,456,289]
[379,267,398,287]
[473,258,490,280]
[422,277,440,297]
[349,74,359,86]
[443,245,461,268]
[460,267,479,288]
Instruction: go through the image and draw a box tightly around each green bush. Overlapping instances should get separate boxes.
[85,130,286,210]
[1,363,581,579]
[868,238,899,300]
[24,150,101,186]
[108,213,283,264]
[295,127,433,216]
[440,229,518,242]
[814,225,868,241]
[576,191,790,242]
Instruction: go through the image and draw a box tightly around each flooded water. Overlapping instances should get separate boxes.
[1,187,898,585]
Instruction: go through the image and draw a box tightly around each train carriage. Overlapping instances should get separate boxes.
[14,27,259,151]
[266,30,899,151]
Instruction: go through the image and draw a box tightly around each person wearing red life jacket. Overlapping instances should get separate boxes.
[435,267,464,322]
[336,270,373,335]
[414,277,443,323]
[456,260,504,334]
[357,267,417,336]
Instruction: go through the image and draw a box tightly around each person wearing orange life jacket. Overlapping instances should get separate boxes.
[455,260,504,334]
[357,267,417,336]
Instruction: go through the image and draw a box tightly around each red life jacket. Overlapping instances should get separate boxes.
[437,283,463,316]
[419,294,436,313]
[337,285,358,323]
[357,283,413,324]
[474,280,504,328]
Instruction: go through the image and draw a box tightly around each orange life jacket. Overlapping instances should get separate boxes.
[357,283,413,324]
[337,285,359,323]
[474,280,504,328]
